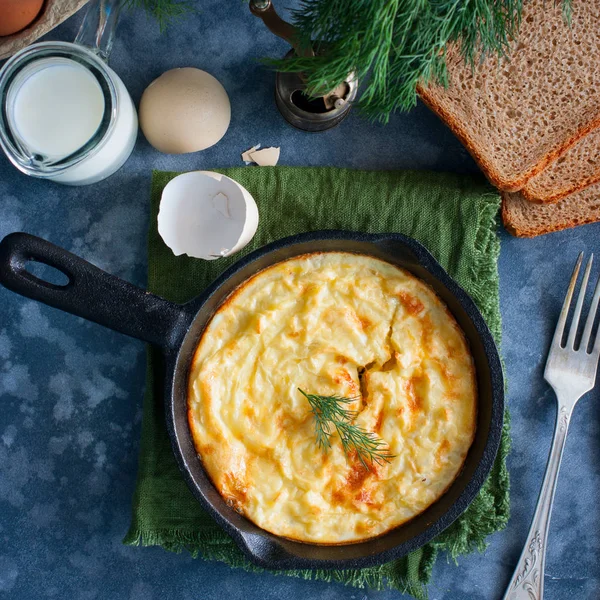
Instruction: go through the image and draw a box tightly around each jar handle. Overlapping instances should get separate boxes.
[74,0,122,61]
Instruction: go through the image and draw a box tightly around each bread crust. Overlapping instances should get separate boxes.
[501,189,600,237]
[418,84,600,192]
[520,128,600,203]
[522,172,600,203]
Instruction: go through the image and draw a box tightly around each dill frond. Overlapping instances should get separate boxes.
[125,0,195,32]
[298,388,394,468]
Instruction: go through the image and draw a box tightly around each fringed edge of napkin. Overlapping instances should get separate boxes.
[124,524,433,600]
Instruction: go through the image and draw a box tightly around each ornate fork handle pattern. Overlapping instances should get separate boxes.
[503,405,572,600]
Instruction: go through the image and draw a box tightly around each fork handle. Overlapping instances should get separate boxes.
[502,404,572,600]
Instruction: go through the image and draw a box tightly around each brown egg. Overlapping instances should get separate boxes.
[0,0,44,37]
[139,68,231,154]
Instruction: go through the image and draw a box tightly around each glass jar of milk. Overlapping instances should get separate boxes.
[0,0,137,185]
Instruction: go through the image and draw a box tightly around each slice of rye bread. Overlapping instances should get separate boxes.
[417,0,600,191]
[502,183,600,237]
[522,127,600,203]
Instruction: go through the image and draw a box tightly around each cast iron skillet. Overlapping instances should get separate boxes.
[0,230,504,570]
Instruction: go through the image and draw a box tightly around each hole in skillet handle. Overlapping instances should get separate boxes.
[24,260,71,287]
[0,232,76,294]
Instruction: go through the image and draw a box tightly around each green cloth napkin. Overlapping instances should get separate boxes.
[125,167,510,600]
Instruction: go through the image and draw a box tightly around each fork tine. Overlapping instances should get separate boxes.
[567,254,593,349]
[581,267,600,353]
[552,252,583,348]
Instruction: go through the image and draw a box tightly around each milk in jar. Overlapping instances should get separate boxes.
[5,56,137,185]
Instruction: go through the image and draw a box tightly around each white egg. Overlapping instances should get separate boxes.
[139,68,231,154]
[157,171,259,260]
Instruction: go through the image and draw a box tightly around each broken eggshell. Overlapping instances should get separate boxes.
[241,144,260,164]
[249,146,280,167]
[157,171,258,260]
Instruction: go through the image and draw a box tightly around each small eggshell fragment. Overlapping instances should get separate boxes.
[249,146,280,166]
[139,68,231,154]
[241,144,260,163]
[158,171,258,260]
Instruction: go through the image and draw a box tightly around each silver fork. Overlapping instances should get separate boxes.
[503,253,600,600]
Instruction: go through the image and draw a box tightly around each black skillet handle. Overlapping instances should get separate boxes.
[0,232,192,350]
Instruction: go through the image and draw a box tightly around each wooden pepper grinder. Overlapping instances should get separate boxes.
[249,0,357,132]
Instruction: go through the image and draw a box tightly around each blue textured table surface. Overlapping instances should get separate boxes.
[1,4,599,599]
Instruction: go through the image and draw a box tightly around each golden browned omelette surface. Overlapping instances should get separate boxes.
[188,252,477,543]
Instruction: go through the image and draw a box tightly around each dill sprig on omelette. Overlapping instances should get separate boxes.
[298,389,395,468]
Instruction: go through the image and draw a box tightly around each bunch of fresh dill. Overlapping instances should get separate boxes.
[275,0,527,122]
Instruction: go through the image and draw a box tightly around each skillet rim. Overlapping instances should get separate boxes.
[163,230,504,570]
